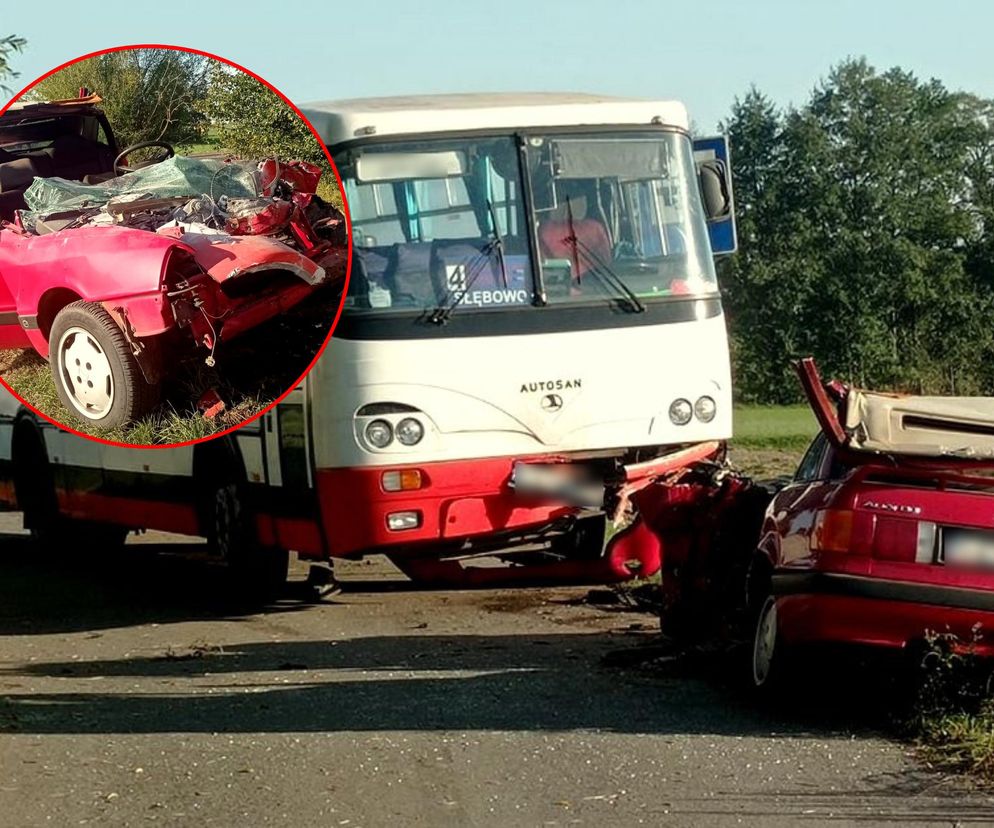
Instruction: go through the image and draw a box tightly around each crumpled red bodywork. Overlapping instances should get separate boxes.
[0,158,347,361]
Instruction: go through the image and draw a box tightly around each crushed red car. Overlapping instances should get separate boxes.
[0,95,347,429]
[748,358,994,690]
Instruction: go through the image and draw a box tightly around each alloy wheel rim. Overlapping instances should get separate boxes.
[752,597,778,686]
[57,326,114,420]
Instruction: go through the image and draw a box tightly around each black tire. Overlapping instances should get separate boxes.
[49,301,160,430]
[12,419,129,553]
[210,480,288,602]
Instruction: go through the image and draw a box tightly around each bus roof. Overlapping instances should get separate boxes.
[301,93,690,147]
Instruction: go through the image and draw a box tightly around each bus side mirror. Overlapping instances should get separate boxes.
[693,135,737,255]
[698,160,731,220]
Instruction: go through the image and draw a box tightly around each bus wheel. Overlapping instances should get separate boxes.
[49,301,160,430]
[211,481,288,601]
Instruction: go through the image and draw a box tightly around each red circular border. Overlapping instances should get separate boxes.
[0,43,353,450]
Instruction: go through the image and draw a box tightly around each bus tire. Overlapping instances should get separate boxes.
[49,301,160,430]
[210,480,288,601]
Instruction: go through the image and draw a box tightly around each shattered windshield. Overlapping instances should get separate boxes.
[338,136,534,314]
[21,155,258,219]
[525,131,718,303]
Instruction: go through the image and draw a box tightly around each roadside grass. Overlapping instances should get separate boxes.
[917,704,994,779]
[907,634,994,780]
[729,404,818,478]
[0,285,341,445]
[732,404,818,450]
[175,129,226,157]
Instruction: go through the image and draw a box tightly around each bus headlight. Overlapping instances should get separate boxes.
[365,419,394,448]
[669,398,693,426]
[694,396,717,423]
[395,417,425,446]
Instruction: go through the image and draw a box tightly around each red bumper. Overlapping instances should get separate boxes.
[774,571,994,654]
[315,458,578,558]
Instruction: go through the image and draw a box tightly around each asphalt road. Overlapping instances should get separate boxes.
[0,515,992,826]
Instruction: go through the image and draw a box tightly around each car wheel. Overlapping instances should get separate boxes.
[49,301,159,430]
[211,480,288,602]
[751,594,788,694]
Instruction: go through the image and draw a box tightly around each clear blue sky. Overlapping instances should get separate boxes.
[7,0,994,132]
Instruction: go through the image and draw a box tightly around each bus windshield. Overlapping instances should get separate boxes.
[338,130,717,316]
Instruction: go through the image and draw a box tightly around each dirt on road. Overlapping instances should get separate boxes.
[0,515,992,827]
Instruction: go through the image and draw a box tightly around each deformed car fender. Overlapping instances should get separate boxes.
[167,230,327,286]
[0,225,194,357]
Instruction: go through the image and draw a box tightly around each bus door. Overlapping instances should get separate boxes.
[260,384,323,556]
[262,385,312,491]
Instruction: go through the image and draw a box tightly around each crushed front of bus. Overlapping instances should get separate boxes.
[310,128,732,579]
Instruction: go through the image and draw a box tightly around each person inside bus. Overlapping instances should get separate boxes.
[537,179,612,290]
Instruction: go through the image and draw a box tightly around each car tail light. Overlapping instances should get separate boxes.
[869,516,933,562]
[381,469,424,492]
[810,509,854,553]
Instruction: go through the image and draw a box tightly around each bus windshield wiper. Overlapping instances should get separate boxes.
[564,197,646,313]
[487,198,509,289]
[428,200,506,324]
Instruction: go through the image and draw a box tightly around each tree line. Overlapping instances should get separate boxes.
[4,43,992,401]
[720,58,994,402]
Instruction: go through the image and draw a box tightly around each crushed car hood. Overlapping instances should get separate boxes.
[10,154,346,289]
[160,223,326,285]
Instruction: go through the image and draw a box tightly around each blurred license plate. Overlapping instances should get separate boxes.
[943,528,994,569]
[510,462,605,508]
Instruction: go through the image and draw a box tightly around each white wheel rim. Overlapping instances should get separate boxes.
[752,596,778,687]
[56,326,114,420]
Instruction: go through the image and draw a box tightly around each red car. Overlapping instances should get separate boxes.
[0,95,346,429]
[749,359,994,690]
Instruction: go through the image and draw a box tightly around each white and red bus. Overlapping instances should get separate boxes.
[0,93,737,593]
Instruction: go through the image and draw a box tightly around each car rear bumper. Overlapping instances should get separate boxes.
[772,571,994,652]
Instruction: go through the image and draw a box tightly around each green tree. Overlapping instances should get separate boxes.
[205,66,339,205]
[0,35,26,95]
[722,58,994,401]
[32,49,210,150]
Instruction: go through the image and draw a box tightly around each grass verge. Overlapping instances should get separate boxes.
[909,633,994,780]
[728,404,818,478]
[732,404,818,451]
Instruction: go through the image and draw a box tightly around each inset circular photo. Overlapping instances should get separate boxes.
[0,45,349,444]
